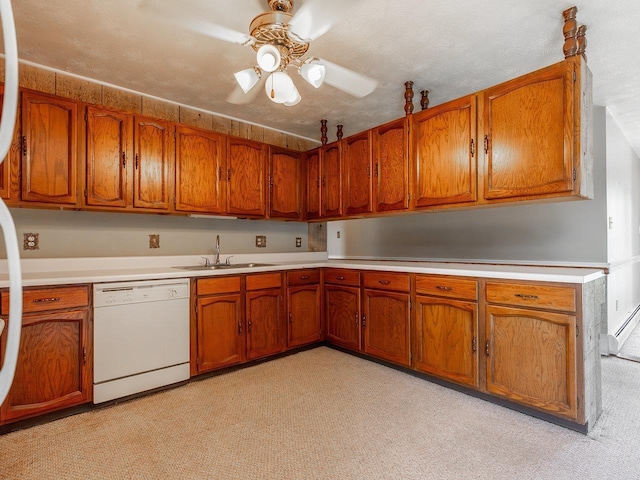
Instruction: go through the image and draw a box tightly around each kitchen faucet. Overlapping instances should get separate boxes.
[215,234,221,265]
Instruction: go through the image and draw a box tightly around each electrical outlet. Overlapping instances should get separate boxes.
[149,234,160,249]
[23,233,39,250]
[256,235,267,248]
[295,237,302,248]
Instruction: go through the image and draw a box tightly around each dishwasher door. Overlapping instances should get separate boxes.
[93,279,190,403]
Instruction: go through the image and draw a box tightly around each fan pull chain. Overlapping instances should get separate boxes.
[270,75,275,99]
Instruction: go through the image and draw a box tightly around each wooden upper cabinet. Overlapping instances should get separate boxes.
[175,125,226,214]
[321,142,342,218]
[133,116,173,210]
[373,118,409,213]
[269,147,302,220]
[413,95,477,208]
[21,91,78,205]
[343,131,373,216]
[0,86,10,199]
[85,106,132,208]
[227,137,267,217]
[305,148,321,220]
[483,60,574,200]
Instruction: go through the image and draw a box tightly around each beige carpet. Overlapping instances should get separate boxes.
[0,347,638,480]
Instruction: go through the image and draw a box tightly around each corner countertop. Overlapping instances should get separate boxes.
[0,253,606,288]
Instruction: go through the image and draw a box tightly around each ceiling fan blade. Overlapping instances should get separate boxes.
[227,76,266,105]
[319,59,379,98]
[139,0,253,45]
[288,0,364,42]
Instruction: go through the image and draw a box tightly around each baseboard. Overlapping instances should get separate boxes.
[608,304,640,355]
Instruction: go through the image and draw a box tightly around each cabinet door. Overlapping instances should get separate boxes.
[363,289,411,366]
[0,85,13,200]
[484,61,574,200]
[21,91,78,205]
[0,309,90,423]
[133,116,173,210]
[325,285,361,351]
[86,106,132,208]
[287,285,322,348]
[343,131,373,216]
[227,137,267,217]
[246,288,284,360]
[321,143,342,218]
[373,118,409,212]
[305,148,321,220]
[196,294,244,372]
[414,296,478,388]
[270,147,302,220]
[413,95,477,208]
[485,305,578,420]
[175,126,226,213]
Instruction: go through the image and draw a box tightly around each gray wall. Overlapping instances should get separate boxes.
[0,209,308,258]
[328,106,608,266]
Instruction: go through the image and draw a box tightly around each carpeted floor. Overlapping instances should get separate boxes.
[0,347,639,480]
[617,320,640,361]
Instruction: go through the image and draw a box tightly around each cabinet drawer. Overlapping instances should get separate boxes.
[362,272,410,293]
[287,269,320,286]
[246,272,282,291]
[1,285,89,315]
[485,282,576,313]
[197,276,241,296]
[416,275,478,301]
[323,268,360,286]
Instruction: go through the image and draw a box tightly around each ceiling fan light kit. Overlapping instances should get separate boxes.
[233,67,262,93]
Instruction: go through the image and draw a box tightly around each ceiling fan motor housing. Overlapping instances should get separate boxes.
[249,10,309,69]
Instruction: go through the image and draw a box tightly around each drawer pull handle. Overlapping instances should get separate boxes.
[33,297,61,304]
[436,286,452,291]
[379,280,391,285]
[336,276,345,280]
[514,294,539,300]
[300,275,310,280]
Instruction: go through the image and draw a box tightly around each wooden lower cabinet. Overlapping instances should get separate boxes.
[287,285,322,348]
[0,286,91,424]
[196,293,244,372]
[485,305,578,420]
[414,296,478,388]
[325,285,361,351]
[363,288,411,367]
[246,288,284,360]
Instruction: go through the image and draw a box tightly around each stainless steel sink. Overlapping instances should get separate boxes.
[172,263,274,271]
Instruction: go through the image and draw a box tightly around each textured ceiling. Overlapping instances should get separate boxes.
[5,0,640,153]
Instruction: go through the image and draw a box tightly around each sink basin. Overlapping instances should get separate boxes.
[172,263,274,271]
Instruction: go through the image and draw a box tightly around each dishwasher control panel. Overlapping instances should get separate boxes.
[93,279,190,307]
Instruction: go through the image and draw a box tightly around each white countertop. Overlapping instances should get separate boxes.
[0,253,605,287]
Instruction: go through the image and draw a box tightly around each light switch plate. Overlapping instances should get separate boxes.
[149,234,160,248]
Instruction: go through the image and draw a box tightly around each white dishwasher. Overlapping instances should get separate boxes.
[93,278,190,404]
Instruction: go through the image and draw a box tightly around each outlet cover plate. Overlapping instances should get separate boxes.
[256,235,266,248]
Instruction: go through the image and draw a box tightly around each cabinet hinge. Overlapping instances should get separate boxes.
[573,169,577,181]
[576,325,580,337]
[84,112,88,122]
[577,396,580,408]
[409,300,412,310]
[84,188,88,198]
[196,357,199,367]
[83,347,87,365]
[573,71,577,82]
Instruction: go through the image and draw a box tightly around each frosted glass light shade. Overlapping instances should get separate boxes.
[233,67,261,93]
[256,44,281,73]
[283,84,301,106]
[265,71,296,104]
[299,60,326,88]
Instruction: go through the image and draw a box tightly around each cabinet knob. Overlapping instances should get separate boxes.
[238,321,243,335]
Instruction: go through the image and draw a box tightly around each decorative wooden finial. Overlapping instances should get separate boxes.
[404,81,414,116]
[320,119,328,146]
[336,124,344,140]
[562,6,578,59]
[420,90,430,110]
[576,24,587,61]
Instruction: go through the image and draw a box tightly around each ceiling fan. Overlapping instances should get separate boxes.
[141,0,378,106]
